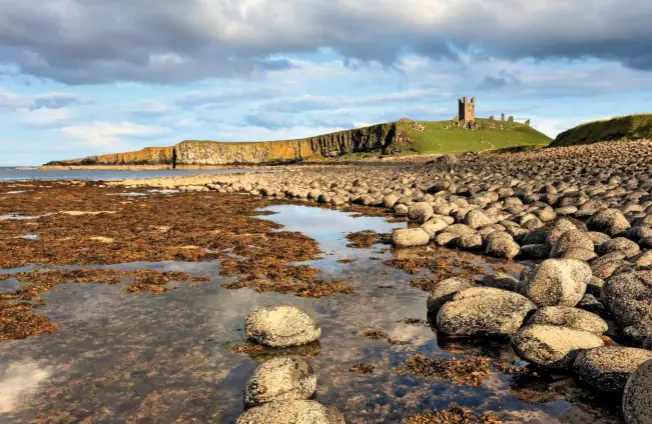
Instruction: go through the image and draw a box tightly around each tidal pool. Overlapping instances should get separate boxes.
[0,204,623,423]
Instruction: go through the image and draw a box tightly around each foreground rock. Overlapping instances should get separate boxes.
[521,259,591,307]
[237,400,345,424]
[426,277,473,314]
[244,356,317,407]
[574,346,652,394]
[526,306,608,335]
[511,324,604,370]
[436,287,536,337]
[246,305,321,347]
[623,359,652,424]
[392,228,430,247]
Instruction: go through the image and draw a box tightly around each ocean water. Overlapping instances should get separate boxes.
[0,166,261,182]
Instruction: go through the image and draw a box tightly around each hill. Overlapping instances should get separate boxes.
[43,119,551,167]
[551,114,652,147]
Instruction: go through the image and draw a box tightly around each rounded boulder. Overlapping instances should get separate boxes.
[245,305,321,348]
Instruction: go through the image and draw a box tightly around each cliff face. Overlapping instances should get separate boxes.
[46,146,175,166]
[45,123,398,167]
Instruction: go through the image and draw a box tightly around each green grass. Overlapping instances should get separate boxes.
[395,118,552,154]
[551,114,652,147]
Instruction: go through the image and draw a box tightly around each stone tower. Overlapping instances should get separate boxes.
[458,96,476,123]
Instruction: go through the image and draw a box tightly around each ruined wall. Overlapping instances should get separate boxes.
[45,123,398,166]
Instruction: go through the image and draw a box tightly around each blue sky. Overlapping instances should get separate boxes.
[1,0,652,166]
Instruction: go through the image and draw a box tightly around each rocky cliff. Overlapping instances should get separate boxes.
[45,123,397,167]
[47,146,175,166]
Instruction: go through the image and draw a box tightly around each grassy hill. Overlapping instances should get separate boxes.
[394,118,551,155]
[551,114,652,147]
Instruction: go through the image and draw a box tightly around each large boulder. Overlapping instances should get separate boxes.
[421,219,449,238]
[407,202,434,223]
[244,356,317,407]
[527,306,607,335]
[598,237,641,258]
[574,346,652,394]
[587,208,631,236]
[392,228,430,247]
[521,259,592,307]
[511,324,604,370]
[426,277,473,314]
[602,270,652,308]
[436,287,536,337]
[236,400,345,424]
[623,359,652,424]
[550,230,594,258]
[246,305,321,348]
[485,232,520,259]
[464,209,493,229]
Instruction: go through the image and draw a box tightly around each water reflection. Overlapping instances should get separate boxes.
[0,205,625,423]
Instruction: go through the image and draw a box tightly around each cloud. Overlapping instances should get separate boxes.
[0,87,30,108]
[18,107,75,126]
[0,0,651,84]
[32,92,83,109]
[61,122,167,148]
[121,99,175,117]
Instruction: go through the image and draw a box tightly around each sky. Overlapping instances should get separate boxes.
[1,0,652,166]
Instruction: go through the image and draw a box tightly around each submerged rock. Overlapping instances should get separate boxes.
[511,324,604,370]
[245,305,321,348]
[436,287,536,337]
[574,346,652,394]
[236,400,345,424]
[244,356,317,407]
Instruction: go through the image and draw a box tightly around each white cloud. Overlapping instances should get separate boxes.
[61,122,167,148]
[18,107,75,126]
[0,88,30,108]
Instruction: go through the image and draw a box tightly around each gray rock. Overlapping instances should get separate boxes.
[237,400,345,424]
[545,218,578,248]
[421,219,448,238]
[511,324,604,370]
[465,209,493,229]
[436,287,536,337]
[577,294,606,315]
[520,244,551,259]
[526,306,607,335]
[560,248,598,261]
[550,230,594,258]
[598,237,641,258]
[521,259,592,307]
[602,270,652,307]
[623,359,652,424]
[244,356,317,407]
[407,202,434,223]
[457,233,483,250]
[480,272,519,291]
[587,231,612,247]
[574,346,652,394]
[246,305,321,348]
[426,277,473,314]
[587,208,631,236]
[611,298,652,329]
[434,232,460,246]
[485,232,520,259]
[392,228,430,247]
[623,322,652,345]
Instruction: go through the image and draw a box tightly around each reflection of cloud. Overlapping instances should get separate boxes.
[0,360,52,413]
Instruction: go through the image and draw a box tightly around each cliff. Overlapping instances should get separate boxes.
[47,146,175,166]
[43,119,550,167]
[551,114,652,147]
[45,123,397,167]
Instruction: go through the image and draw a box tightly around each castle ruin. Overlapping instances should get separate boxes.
[458,97,476,123]
[454,97,531,128]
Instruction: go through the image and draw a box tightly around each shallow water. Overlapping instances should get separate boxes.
[0,166,265,182]
[0,205,624,423]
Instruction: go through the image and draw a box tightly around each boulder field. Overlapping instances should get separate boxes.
[113,139,652,423]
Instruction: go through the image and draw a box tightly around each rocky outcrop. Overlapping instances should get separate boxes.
[45,123,397,167]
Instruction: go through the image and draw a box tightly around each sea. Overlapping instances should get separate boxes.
[0,166,260,182]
